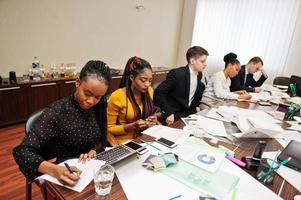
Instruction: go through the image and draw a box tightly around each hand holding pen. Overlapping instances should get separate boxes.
[54,163,81,186]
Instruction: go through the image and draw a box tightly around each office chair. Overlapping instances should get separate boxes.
[273,76,290,86]
[25,109,45,200]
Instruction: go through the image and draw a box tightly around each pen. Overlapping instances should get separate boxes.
[260,157,291,181]
[64,163,74,174]
[140,139,161,151]
[216,111,224,118]
[168,194,182,200]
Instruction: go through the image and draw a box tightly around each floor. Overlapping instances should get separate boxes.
[0,123,43,200]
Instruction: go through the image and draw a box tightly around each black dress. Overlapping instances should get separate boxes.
[13,95,107,181]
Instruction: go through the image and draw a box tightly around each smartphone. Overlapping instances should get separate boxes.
[156,137,177,148]
[124,141,148,155]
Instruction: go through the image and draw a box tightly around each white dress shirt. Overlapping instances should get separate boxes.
[204,71,239,100]
[188,66,198,106]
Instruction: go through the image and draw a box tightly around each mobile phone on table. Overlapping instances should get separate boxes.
[124,141,148,155]
[156,137,177,148]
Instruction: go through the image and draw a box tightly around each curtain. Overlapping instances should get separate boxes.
[192,0,301,82]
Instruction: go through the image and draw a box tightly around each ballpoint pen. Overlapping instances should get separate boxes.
[64,163,75,174]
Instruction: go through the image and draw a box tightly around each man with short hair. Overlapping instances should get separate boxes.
[230,56,268,93]
[154,46,208,125]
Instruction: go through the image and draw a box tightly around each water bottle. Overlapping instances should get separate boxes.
[32,56,40,69]
[32,56,41,80]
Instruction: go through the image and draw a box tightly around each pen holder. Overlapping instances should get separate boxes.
[256,161,275,185]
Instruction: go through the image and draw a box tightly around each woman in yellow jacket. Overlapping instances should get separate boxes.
[107,56,158,145]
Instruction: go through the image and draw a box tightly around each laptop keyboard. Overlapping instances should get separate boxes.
[95,145,136,165]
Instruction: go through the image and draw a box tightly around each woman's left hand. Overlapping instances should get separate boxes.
[78,150,97,163]
[146,115,158,126]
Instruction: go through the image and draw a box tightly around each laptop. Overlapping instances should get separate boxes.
[95,144,137,165]
[277,140,301,172]
[287,75,301,96]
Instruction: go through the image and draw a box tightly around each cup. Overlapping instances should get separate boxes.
[256,160,275,185]
[93,164,115,196]
[22,74,30,82]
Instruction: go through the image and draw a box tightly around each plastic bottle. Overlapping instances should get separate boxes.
[32,56,40,69]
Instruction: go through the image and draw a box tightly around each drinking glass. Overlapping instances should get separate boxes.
[93,164,115,196]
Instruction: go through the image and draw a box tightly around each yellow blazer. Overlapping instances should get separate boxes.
[107,87,154,144]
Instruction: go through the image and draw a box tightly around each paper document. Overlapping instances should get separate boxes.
[189,115,228,137]
[172,140,225,173]
[263,151,301,192]
[205,108,231,122]
[142,125,190,144]
[234,109,283,138]
[38,159,105,192]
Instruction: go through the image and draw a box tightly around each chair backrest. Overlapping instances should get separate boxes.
[273,76,290,86]
[25,109,45,200]
[26,109,45,134]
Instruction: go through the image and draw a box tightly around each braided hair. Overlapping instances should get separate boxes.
[80,60,111,149]
[223,52,240,68]
[119,56,155,124]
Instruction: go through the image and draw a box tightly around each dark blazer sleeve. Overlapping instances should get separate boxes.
[154,69,177,119]
[230,75,245,92]
[248,74,267,87]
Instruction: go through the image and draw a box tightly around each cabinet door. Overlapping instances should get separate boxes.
[0,86,29,126]
[28,82,60,115]
[59,80,76,98]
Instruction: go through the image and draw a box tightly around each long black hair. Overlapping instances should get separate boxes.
[119,56,155,124]
[223,52,240,68]
[80,60,111,150]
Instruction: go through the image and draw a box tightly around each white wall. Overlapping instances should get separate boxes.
[176,0,197,66]
[0,0,184,77]
[177,0,301,80]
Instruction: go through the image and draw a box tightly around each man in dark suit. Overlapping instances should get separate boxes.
[154,46,208,125]
[230,57,268,93]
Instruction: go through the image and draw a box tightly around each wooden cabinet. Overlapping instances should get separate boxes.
[59,80,76,98]
[0,85,29,126]
[29,82,60,114]
[0,67,170,127]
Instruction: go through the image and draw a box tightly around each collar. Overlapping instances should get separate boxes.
[188,65,198,76]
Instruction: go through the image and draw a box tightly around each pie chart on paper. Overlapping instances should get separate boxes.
[197,154,216,165]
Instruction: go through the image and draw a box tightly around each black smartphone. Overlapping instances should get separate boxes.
[156,137,177,148]
[124,141,148,155]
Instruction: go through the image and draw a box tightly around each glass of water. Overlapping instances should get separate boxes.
[93,164,115,196]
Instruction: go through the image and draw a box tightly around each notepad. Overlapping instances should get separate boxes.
[38,159,105,192]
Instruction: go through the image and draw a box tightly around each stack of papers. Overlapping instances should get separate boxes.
[183,115,228,138]
[142,125,190,145]
[234,109,283,138]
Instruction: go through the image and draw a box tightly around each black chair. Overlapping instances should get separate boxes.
[273,76,290,86]
[25,109,45,200]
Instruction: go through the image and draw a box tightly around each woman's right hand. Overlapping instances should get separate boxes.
[135,119,148,129]
[54,165,81,186]
[239,93,252,100]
